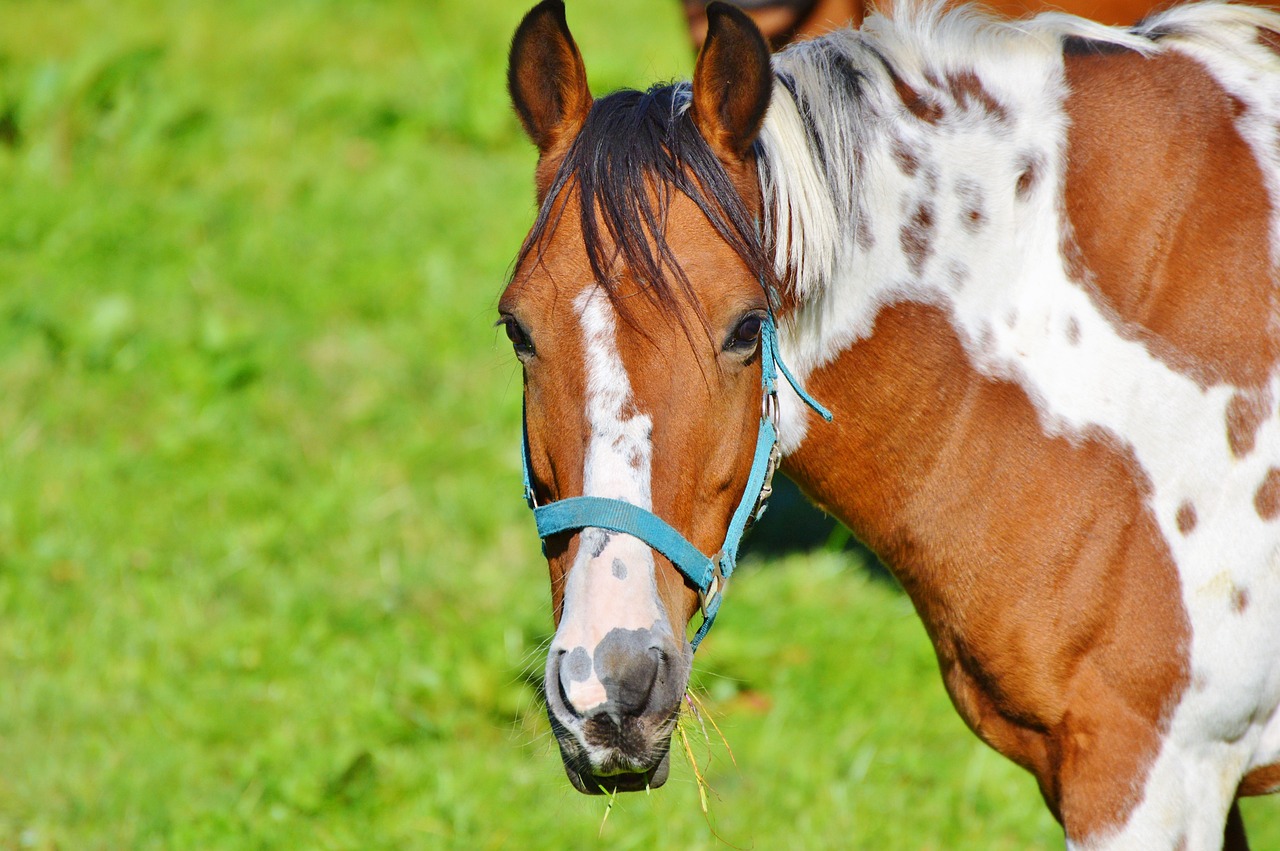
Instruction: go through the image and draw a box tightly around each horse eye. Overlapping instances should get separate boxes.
[728,314,763,351]
[500,317,534,356]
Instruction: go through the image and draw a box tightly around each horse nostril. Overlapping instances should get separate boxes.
[609,646,661,717]
[552,646,598,719]
[550,628,688,725]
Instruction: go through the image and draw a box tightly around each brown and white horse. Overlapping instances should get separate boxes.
[680,0,1201,52]
[502,0,1280,846]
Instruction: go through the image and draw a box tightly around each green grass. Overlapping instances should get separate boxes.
[0,1,1274,848]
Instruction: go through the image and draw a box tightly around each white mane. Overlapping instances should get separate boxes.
[758,0,1276,303]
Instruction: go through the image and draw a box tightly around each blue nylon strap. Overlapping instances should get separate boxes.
[533,496,718,592]
[521,402,536,509]
[761,318,833,422]
[687,418,778,648]
[719,417,777,577]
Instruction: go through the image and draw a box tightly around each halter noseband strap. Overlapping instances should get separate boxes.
[520,315,832,650]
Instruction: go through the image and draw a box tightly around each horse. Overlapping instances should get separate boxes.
[501,0,1280,846]
[682,0,866,50]
[680,0,1197,51]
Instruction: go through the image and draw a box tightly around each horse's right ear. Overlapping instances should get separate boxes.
[508,0,592,156]
[691,2,772,163]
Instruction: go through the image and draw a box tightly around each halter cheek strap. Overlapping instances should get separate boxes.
[520,315,831,650]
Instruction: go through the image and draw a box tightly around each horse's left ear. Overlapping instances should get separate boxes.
[508,0,593,156]
[691,2,773,163]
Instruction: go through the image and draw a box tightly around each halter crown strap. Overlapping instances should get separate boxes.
[520,313,830,649]
[761,319,832,422]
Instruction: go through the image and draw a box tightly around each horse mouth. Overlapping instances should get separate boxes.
[548,705,677,795]
[543,641,689,796]
[561,747,672,795]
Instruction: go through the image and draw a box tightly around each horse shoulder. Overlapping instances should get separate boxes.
[1061,39,1280,390]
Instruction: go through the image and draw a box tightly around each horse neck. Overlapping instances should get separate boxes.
[759,20,1274,626]
[758,34,1139,604]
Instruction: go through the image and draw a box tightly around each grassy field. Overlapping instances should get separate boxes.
[0,1,1274,848]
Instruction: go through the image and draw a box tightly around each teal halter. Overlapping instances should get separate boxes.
[521,315,832,650]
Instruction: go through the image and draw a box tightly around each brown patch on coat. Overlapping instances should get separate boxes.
[1063,50,1279,390]
[901,202,935,275]
[1255,468,1280,520]
[957,178,986,234]
[892,138,920,176]
[856,198,876,251]
[1232,586,1250,614]
[682,0,863,52]
[1258,27,1280,59]
[948,70,1009,122]
[1226,387,1273,459]
[1175,501,1197,535]
[1240,761,1280,796]
[1015,155,1040,200]
[892,74,944,124]
[785,302,1190,842]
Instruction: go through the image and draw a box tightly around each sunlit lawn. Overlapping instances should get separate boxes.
[0,1,1274,848]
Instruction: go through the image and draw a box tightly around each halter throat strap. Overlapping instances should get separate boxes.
[520,314,831,650]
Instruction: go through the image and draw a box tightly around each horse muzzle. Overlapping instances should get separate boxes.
[543,631,691,794]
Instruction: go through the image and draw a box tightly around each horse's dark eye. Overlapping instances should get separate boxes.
[728,314,763,351]
[500,317,534,356]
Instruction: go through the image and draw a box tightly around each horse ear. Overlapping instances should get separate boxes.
[691,2,773,163]
[508,0,593,155]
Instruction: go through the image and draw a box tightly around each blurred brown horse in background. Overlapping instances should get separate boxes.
[681,0,1242,48]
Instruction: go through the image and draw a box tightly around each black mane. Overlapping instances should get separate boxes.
[513,83,779,327]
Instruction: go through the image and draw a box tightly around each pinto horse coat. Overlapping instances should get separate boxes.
[680,0,1216,51]
[504,1,1280,847]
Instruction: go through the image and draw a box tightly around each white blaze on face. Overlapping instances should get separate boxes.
[551,288,666,715]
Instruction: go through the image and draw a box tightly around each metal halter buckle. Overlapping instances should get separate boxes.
[699,562,726,619]
[747,441,781,530]
[745,390,782,531]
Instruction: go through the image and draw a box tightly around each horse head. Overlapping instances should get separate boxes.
[501,0,781,794]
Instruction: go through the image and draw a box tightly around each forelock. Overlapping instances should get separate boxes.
[512,82,778,328]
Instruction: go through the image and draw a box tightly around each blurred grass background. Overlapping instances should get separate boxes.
[0,1,1274,848]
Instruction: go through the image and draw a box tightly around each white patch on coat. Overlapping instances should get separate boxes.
[549,287,666,715]
[758,3,1280,845]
